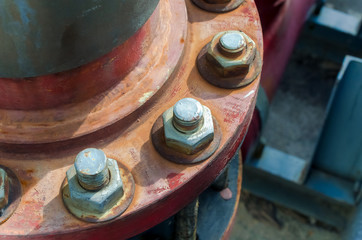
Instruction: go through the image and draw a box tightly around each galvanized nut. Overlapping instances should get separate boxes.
[206,30,256,78]
[0,168,9,210]
[66,148,124,214]
[163,98,214,155]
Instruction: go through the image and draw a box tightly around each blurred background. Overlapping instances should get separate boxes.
[231,0,362,239]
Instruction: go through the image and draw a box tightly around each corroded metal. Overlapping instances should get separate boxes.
[0,0,159,78]
[162,99,214,155]
[173,98,204,134]
[74,148,110,191]
[174,198,199,240]
[62,160,134,223]
[0,0,262,238]
[152,115,222,164]
[197,30,262,89]
[0,0,186,143]
[0,166,21,225]
[192,0,244,13]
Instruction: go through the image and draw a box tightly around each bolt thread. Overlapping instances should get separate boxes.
[75,148,110,191]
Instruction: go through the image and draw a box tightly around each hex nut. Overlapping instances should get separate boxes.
[163,105,214,155]
[206,31,256,78]
[0,169,9,209]
[66,158,123,214]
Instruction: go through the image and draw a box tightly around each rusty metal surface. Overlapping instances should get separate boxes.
[0,0,187,143]
[62,160,135,223]
[151,116,222,164]
[0,166,21,225]
[0,0,159,78]
[192,0,244,13]
[197,42,262,89]
[0,0,262,238]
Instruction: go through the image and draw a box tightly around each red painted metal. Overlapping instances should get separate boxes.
[0,0,262,239]
[242,0,315,160]
[0,16,154,111]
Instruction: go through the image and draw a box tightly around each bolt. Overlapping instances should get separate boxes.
[219,31,246,54]
[173,98,204,134]
[0,168,9,209]
[75,148,110,191]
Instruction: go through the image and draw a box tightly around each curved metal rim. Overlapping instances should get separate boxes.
[191,0,244,13]
[151,115,222,164]
[62,161,135,223]
[0,0,187,144]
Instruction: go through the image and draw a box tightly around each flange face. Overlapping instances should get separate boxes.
[151,115,222,164]
[191,0,244,13]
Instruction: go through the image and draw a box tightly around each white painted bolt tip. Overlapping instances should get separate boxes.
[219,31,246,53]
[173,98,204,127]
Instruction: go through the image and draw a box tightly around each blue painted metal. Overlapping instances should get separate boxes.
[0,0,159,78]
[313,57,362,181]
[243,164,354,230]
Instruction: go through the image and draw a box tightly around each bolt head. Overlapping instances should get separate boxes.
[219,31,246,54]
[66,159,123,214]
[206,30,256,78]
[163,103,214,155]
[0,169,9,209]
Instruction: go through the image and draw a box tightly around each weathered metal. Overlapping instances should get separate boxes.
[0,0,186,142]
[192,0,244,13]
[174,198,199,240]
[162,99,215,155]
[197,30,262,89]
[0,0,262,238]
[173,98,205,134]
[152,116,222,164]
[0,0,159,78]
[74,149,110,191]
[0,166,21,225]
[63,159,134,223]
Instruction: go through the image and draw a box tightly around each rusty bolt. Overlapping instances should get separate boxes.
[163,98,214,155]
[66,149,124,214]
[75,148,110,191]
[206,30,256,78]
[0,168,9,209]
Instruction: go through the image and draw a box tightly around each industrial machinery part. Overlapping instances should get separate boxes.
[197,30,262,89]
[0,0,262,239]
[62,149,135,222]
[192,0,244,13]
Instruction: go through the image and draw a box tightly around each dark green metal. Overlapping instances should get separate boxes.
[0,0,159,78]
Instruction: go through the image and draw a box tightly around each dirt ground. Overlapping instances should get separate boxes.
[230,191,341,240]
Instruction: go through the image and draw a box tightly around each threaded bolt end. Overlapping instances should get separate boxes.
[75,148,110,191]
[219,31,246,54]
[173,98,204,134]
